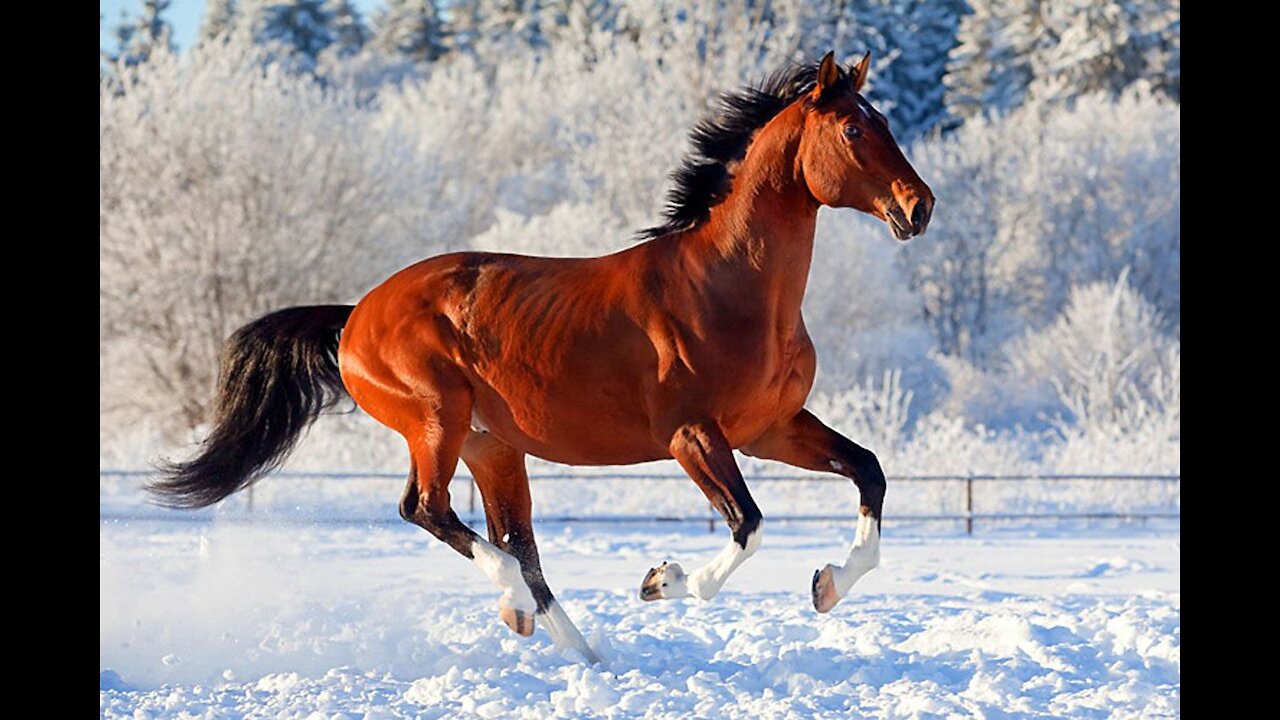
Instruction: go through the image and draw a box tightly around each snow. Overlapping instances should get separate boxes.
[101,517,1179,718]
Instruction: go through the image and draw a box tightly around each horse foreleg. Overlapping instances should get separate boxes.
[461,431,603,665]
[743,409,885,613]
[641,421,763,602]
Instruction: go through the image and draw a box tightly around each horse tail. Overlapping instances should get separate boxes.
[148,304,355,509]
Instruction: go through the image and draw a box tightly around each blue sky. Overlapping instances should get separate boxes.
[100,1,382,54]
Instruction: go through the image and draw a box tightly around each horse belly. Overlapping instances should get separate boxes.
[468,363,664,466]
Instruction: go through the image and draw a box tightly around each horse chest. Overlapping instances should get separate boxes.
[700,326,816,443]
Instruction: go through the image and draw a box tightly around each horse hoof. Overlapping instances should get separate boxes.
[812,565,841,613]
[500,605,535,636]
[639,561,687,601]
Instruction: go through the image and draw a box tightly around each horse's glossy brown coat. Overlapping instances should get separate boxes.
[338,62,932,474]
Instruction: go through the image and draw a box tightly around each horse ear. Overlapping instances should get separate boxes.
[814,51,839,96]
[850,51,871,92]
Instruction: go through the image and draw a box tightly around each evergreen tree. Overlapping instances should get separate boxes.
[106,0,175,67]
[373,0,448,63]
[540,0,620,50]
[199,0,239,45]
[244,0,337,69]
[451,0,545,50]
[944,0,1042,122]
[870,0,965,139]
[103,10,136,67]
[946,0,1180,122]
[325,0,370,58]
[794,1,964,141]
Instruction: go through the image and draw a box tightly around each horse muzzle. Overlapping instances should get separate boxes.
[887,195,933,241]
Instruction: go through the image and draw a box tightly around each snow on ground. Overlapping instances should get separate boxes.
[101,513,1179,718]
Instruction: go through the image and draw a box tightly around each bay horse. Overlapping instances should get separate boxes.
[153,52,933,666]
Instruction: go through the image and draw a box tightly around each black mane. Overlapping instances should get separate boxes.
[637,60,852,240]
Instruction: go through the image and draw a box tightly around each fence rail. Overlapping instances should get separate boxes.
[100,469,1180,535]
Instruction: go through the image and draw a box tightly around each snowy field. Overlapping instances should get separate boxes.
[101,512,1179,718]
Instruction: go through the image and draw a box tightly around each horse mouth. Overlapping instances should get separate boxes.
[887,213,915,241]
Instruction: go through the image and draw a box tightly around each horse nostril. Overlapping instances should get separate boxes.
[909,202,927,233]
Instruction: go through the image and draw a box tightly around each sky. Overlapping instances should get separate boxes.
[100,0,383,54]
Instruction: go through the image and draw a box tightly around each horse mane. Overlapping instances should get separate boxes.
[637,60,853,240]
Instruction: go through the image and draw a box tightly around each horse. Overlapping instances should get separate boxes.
[151,51,934,666]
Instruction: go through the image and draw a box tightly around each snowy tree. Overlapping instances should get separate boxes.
[539,0,624,55]
[446,0,533,51]
[105,0,175,68]
[946,0,1180,121]
[324,0,370,58]
[100,37,447,433]
[242,0,336,71]
[373,0,448,64]
[898,87,1179,360]
[103,10,137,67]
[199,0,239,45]
[1008,270,1179,434]
[866,0,965,139]
[944,0,1042,121]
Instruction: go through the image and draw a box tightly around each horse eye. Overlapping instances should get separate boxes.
[844,125,862,140]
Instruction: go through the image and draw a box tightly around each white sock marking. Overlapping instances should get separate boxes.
[686,523,763,600]
[470,540,536,612]
[538,600,604,666]
[829,513,880,597]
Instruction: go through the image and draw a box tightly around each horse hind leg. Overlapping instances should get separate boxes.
[461,431,603,665]
[390,380,539,637]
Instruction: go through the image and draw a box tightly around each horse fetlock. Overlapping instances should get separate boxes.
[473,540,537,612]
[639,561,690,601]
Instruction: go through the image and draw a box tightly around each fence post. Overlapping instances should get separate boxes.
[708,503,716,534]
[469,479,476,516]
[965,474,974,536]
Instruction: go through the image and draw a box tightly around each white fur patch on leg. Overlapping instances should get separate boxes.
[538,601,604,666]
[470,540,536,613]
[686,522,763,600]
[830,513,881,597]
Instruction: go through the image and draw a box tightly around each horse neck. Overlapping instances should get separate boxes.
[684,104,819,317]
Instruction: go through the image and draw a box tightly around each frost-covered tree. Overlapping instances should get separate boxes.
[944,0,1042,121]
[325,0,370,57]
[105,0,175,68]
[100,37,446,433]
[447,0,545,50]
[104,10,137,67]
[373,0,448,64]
[243,0,336,71]
[946,0,1180,121]
[539,0,623,54]
[1008,270,1179,434]
[899,87,1179,360]
[866,0,965,138]
[199,0,239,45]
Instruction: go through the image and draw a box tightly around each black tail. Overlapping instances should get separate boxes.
[149,304,355,508]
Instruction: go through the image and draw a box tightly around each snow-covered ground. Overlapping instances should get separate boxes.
[101,512,1179,718]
